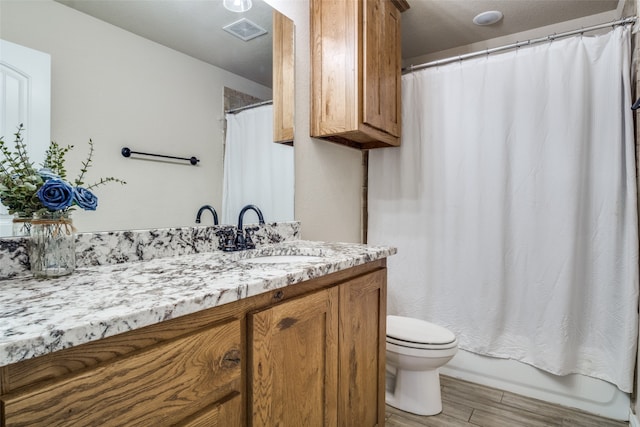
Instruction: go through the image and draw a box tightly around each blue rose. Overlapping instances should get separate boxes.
[37,178,74,211]
[73,186,98,211]
[38,168,60,181]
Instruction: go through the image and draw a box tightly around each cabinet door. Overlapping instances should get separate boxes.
[363,0,401,138]
[338,269,387,426]
[310,0,358,137]
[249,287,339,426]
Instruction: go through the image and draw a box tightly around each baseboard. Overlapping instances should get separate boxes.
[630,410,639,427]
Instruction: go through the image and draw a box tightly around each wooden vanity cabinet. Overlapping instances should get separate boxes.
[0,260,387,426]
[310,0,409,149]
[249,268,387,426]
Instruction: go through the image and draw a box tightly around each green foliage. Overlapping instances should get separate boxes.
[0,124,126,216]
[86,176,127,190]
[43,140,73,181]
[0,124,44,215]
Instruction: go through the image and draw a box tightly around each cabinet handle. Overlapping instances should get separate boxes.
[273,290,284,301]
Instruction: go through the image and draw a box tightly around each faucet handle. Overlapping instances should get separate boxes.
[234,229,246,251]
[244,228,256,250]
[221,229,237,252]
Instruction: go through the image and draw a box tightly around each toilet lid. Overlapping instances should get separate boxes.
[387,315,456,345]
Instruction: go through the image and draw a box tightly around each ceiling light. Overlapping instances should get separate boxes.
[473,10,503,26]
[224,0,252,13]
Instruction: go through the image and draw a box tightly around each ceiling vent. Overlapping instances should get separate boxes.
[223,18,267,41]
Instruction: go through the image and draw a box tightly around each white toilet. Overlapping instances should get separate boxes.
[385,315,458,416]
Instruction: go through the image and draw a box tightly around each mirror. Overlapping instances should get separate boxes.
[0,0,294,236]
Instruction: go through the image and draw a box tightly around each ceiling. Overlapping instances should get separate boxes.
[402,0,620,61]
[54,0,621,87]
[55,0,275,87]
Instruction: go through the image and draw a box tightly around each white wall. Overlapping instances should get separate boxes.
[0,0,271,232]
[266,0,363,243]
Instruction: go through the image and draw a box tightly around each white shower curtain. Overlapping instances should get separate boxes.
[368,27,638,392]
[222,105,294,224]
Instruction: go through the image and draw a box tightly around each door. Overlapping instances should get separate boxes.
[0,39,51,234]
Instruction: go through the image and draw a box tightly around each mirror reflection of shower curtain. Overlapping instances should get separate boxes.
[222,105,294,224]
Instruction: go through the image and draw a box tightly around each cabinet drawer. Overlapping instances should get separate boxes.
[1,319,241,427]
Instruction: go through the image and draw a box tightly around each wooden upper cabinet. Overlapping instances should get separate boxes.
[273,10,295,144]
[311,0,408,149]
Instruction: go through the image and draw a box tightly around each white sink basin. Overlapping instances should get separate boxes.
[240,255,326,264]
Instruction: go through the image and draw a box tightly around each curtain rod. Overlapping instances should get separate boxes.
[225,99,272,115]
[403,16,637,73]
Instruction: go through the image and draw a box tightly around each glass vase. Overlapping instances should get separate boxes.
[29,212,76,278]
[12,212,32,236]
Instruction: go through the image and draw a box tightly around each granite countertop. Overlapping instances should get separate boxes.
[0,240,396,367]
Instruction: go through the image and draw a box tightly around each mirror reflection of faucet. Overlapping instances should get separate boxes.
[195,205,219,225]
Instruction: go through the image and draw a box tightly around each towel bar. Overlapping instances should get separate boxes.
[121,147,199,165]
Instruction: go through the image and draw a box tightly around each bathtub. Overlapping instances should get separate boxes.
[439,349,630,421]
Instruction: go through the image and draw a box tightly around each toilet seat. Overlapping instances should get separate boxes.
[386,336,458,350]
[386,315,456,349]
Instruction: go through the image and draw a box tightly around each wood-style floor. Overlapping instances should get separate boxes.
[385,375,628,427]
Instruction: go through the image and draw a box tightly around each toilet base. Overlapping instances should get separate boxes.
[385,367,443,416]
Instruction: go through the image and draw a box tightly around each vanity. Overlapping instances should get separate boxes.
[0,227,395,426]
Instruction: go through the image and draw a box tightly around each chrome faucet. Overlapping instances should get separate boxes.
[195,205,219,225]
[235,204,265,250]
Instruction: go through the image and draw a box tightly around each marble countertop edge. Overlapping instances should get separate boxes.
[0,240,396,367]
